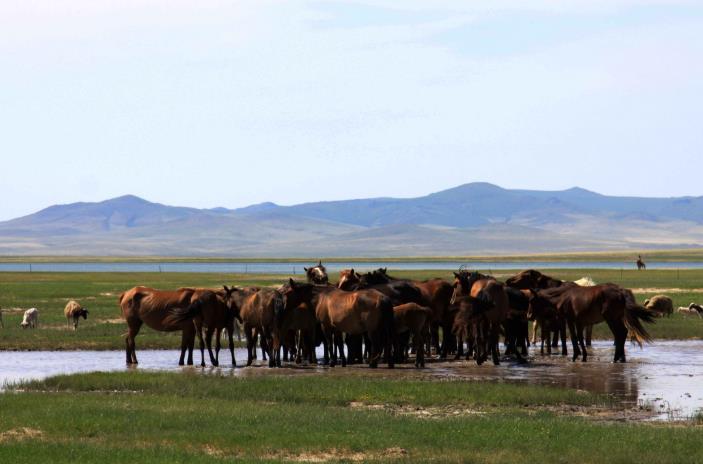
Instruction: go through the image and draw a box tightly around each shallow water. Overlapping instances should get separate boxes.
[1,260,702,273]
[2,340,701,421]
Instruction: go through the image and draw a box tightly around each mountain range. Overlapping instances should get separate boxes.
[1,182,702,256]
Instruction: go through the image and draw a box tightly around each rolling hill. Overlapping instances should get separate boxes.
[1,183,702,256]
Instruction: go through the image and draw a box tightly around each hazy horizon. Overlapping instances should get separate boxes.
[2,1,702,221]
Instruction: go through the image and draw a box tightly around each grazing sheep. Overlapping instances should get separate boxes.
[676,303,703,318]
[643,295,674,317]
[21,308,39,328]
[64,300,89,330]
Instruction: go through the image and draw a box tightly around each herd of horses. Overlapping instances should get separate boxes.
[118,262,656,368]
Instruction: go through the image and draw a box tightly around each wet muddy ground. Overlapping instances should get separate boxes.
[2,340,701,421]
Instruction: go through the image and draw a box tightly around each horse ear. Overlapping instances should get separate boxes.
[303,267,308,272]
[454,272,460,278]
[350,268,354,275]
[223,285,230,293]
[318,260,322,266]
[289,278,296,288]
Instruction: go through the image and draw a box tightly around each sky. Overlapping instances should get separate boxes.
[1,0,702,221]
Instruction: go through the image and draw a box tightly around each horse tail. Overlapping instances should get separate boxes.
[621,289,655,347]
[165,297,204,326]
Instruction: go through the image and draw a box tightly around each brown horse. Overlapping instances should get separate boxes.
[305,260,329,285]
[118,286,197,365]
[167,286,240,367]
[280,279,394,368]
[373,268,454,359]
[528,284,654,362]
[506,269,570,354]
[229,286,284,367]
[393,303,432,368]
[450,271,509,365]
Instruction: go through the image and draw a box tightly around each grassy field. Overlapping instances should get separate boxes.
[1,371,701,463]
[0,268,702,350]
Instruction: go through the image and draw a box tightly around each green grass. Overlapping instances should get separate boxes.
[1,269,703,350]
[1,371,701,463]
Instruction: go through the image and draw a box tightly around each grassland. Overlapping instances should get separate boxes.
[1,371,702,463]
[1,268,703,350]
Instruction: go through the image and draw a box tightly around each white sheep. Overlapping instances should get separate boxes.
[21,308,39,328]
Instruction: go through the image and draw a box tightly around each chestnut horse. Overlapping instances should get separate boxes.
[118,286,197,365]
[229,287,285,367]
[280,279,395,368]
[528,284,654,362]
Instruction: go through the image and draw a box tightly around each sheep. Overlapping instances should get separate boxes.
[643,295,674,317]
[64,300,89,330]
[21,308,39,328]
[676,303,703,318]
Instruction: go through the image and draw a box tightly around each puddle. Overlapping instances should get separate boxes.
[1,340,702,421]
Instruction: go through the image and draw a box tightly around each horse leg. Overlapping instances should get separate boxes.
[336,331,347,367]
[125,318,142,365]
[606,319,628,363]
[416,330,425,368]
[205,326,218,367]
[245,326,255,366]
[178,326,190,366]
[490,323,501,366]
[195,323,206,367]
[576,322,587,362]
[214,328,222,365]
[531,320,539,345]
[559,318,568,356]
[227,324,236,367]
[585,324,593,347]
[566,318,581,362]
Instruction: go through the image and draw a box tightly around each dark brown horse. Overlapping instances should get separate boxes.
[450,271,510,365]
[118,286,197,365]
[305,260,329,285]
[167,286,240,367]
[528,284,654,362]
[506,269,570,354]
[373,268,455,359]
[636,255,646,270]
[280,279,395,368]
[393,302,432,368]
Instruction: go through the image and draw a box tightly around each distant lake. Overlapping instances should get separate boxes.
[1,261,703,274]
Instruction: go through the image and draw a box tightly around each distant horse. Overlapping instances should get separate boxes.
[636,255,646,270]
[528,284,654,363]
[305,260,329,285]
[118,287,197,365]
[281,279,395,368]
